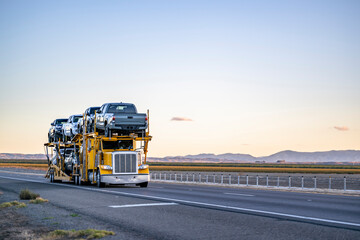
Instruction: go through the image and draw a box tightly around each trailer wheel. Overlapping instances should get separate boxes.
[96,170,105,188]
[139,182,148,188]
[104,125,109,137]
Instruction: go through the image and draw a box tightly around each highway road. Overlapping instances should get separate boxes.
[0,169,360,240]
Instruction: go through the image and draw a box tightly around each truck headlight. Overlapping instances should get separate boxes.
[138,164,149,170]
[100,165,113,170]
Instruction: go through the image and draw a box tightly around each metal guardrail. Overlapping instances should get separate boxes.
[150,172,360,191]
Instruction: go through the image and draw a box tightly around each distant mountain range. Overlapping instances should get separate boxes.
[148,150,360,163]
[1,150,360,163]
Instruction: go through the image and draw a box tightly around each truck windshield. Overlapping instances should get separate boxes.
[107,104,136,114]
[102,140,133,150]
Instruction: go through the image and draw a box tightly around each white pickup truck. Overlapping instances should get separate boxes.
[62,114,82,141]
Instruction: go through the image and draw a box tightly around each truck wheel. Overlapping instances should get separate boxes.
[139,182,148,188]
[105,125,109,137]
[96,171,105,188]
[76,176,81,185]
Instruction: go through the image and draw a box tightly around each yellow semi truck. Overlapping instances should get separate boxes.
[44,110,152,188]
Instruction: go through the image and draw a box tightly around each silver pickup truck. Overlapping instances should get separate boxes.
[62,114,82,141]
[95,103,148,137]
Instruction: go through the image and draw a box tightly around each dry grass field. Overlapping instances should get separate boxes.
[0,163,48,170]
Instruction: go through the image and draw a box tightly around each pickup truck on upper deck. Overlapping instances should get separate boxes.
[62,114,82,141]
[95,103,147,137]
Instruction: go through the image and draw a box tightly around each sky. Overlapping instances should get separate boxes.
[0,0,359,157]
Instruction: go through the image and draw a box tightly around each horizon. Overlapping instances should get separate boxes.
[0,0,359,157]
[1,149,360,159]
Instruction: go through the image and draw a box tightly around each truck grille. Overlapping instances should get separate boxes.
[113,153,137,174]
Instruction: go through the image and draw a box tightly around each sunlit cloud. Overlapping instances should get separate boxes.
[171,117,193,121]
[334,126,349,131]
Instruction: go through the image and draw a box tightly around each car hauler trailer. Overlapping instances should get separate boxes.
[44,109,152,188]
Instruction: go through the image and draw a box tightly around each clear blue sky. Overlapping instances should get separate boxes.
[0,0,359,157]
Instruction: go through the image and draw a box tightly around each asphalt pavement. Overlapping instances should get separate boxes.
[0,169,360,240]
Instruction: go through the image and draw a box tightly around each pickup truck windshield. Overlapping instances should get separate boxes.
[55,119,68,125]
[107,104,136,114]
[73,116,82,122]
[90,107,100,114]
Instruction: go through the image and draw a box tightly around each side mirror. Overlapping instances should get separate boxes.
[51,123,55,126]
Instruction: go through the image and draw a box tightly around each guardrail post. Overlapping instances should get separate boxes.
[206,175,208,183]
[314,176,317,189]
[238,175,240,185]
[289,176,291,188]
[266,175,268,187]
[221,174,223,184]
[180,173,183,182]
[193,173,195,182]
[277,176,279,188]
[175,173,177,182]
[165,173,167,181]
[344,176,347,191]
[186,173,188,182]
[256,175,259,186]
[199,173,201,183]
[214,174,216,184]
[229,175,231,185]
[160,172,161,180]
[329,176,331,190]
[246,175,249,186]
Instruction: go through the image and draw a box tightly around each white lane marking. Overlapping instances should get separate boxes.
[224,193,255,197]
[1,175,360,228]
[0,170,44,176]
[109,203,177,208]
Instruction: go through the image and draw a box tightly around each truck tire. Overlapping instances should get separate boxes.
[96,170,105,188]
[105,125,110,137]
[139,182,148,188]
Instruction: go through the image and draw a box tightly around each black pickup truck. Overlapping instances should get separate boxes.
[95,103,148,137]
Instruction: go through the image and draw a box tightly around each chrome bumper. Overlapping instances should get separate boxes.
[101,174,149,185]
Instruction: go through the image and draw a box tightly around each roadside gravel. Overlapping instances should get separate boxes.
[0,183,118,240]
